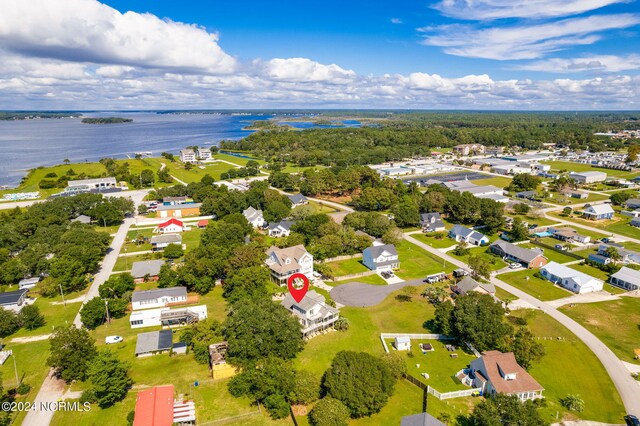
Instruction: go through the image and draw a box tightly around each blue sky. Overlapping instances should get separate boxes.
[0,0,638,109]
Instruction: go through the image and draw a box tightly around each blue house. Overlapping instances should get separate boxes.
[588,254,611,265]
[581,204,614,221]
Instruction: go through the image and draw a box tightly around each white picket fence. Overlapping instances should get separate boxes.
[379,333,454,353]
[427,386,482,400]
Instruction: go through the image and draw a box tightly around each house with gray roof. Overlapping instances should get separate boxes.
[449,225,489,246]
[71,214,91,224]
[598,244,640,264]
[610,267,640,291]
[452,276,495,296]
[625,199,640,210]
[632,217,640,228]
[281,290,339,338]
[135,330,173,357]
[581,203,614,221]
[401,413,446,426]
[0,289,29,312]
[131,260,165,283]
[287,193,309,207]
[132,287,188,311]
[489,240,548,268]
[18,277,40,290]
[243,206,266,228]
[268,220,294,237]
[362,244,399,271]
[420,212,445,233]
[540,262,603,294]
[150,234,182,251]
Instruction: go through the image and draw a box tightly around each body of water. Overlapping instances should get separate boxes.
[0,112,268,186]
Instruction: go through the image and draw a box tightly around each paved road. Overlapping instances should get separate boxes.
[404,233,640,416]
[23,190,148,426]
[330,278,423,307]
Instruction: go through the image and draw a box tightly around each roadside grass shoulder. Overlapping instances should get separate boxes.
[410,233,456,249]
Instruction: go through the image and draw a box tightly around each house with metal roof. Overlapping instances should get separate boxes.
[0,289,29,312]
[540,262,603,294]
[287,193,309,207]
[130,305,207,329]
[570,171,607,184]
[449,225,489,246]
[135,330,173,357]
[131,260,165,283]
[469,351,544,401]
[155,218,184,234]
[18,277,40,290]
[452,276,496,296]
[243,206,266,228]
[362,244,399,271]
[610,267,640,291]
[150,234,182,251]
[268,220,294,237]
[580,203,614,221]
[265,245,313,285]
[156,203,201,219]
[420,212,445,233]
[132,287,187,311]
[489,240,547,268]
[281,290,339,339]
[626,199,640,210]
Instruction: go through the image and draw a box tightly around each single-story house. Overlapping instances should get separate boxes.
[18,277,40,290]
[281,291,339,339]
[401,413,446,426]
[130,305,208,329]
[598,244,640,264]
[265,245,313,285]
[550,227,590,244]
[197,219,209,229]
[469,351,544,401]
[150,234,182,252]
[540,261,603,294]
[71,214,92,224]
[131,260,165,283]
[155,218,184,233]
[610,267,640,291]
[449,225,489,246]
[569,191,588,199]
[156,203,201,218]
[570,171,607,184]
[268,220,294,237]
[515,191,537,200]
[243,206,266,228]
[421,212,445,233]
[625,199,640,210]
[362,244,399,271]
[452,276,496,296]
[133,385,196,426]
[588,254,611,265]
[135,330,173,357]
[395,336,411,351]
[489,240,548,268]
[0,289,29,312]
[132,287,188,310]
[581,203,614,221]
[287,193,309,207]
[631,217,640,228]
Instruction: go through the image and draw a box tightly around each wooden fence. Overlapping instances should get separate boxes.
[529,240,584,260]
[331,270,376,282]
[321,253,363,263]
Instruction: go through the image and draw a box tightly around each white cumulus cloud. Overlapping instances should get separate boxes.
[517,54,640,73]
[260,58,356,83]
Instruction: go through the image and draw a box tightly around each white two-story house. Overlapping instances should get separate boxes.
[362,243,399,272]
[131,287,188,310]
[265,245,313,285]
[281,290,339,339]
[243,206,266,228]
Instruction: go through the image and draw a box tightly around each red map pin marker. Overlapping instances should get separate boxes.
[287,273,310,303]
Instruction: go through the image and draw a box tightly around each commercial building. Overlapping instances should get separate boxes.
[570,171,607,184]
[67,177,117,190]
[156,203,201,218]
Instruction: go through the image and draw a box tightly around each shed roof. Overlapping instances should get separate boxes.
[131,260,165,278]
[135,330,173,355]
[133,385,175,426]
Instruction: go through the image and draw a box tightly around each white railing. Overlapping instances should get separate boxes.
[379,333,454,353]
[427,385,481,400]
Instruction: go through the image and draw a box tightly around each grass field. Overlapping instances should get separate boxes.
[448,246,508,271]
[548,211,640,240]
[325,257,369,277]
[507,213,559,227]
[395,240,456,280]
[559,297,640,364]
[7,291,83,339]
[472,176,512,188]
[519,243,577,264]
[568,262,610,281]
[410,233,456,249]
[331,273,388,286]
[510,309,626,423]
[497,269,572,301]
[543,160,640,180]
[113,252,161,272]
[494,287,516,302]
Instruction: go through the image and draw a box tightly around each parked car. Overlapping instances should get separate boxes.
[554,244,568,251]
[453,269,469,278]
[509,263,522,269]
[105,335,123,344]
[624,415,639,426]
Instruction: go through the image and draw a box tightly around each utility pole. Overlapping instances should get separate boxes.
[11,351,19,385]
[59,283,66,307]
[104,299,110,325]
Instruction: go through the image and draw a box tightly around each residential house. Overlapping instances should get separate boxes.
[362,244,400,271]
[626,199,640,210]
[588,254,611,265]
[570,171,607,184]
[268,220,293,237]
[632,217,640,228]
[452,276,496,297]
[130,305,208,329]
[265,245,313,285]
[469,351,544,401]
[401,413,446,426]
[281,290,339,338]
[569,191,588,199]
[394,336,411,351]
[72,214,91,224]
[540,262,603,293]
[453,144,485,156]
[134,385,196,426]
[135,330,173,357]
[132,287,188,310]
[531,163,551,173]
[197,148,212,161]
[18,277,39,290]
[180,149,197,163]
[610,267,640,291]
[243,206,266,228]
[581,203,614,221]
[421,212,445,232]
[0,289,29,312]
[155,218,184,233]
[287,193,309,207]
[489,240,548,268]
[130,260,165,284]
[156,203,201,218]
[515,191,537,200]
[150,234,182,251]
[598,244,640,264]
[550,227,591,244]
[449,225,489,246]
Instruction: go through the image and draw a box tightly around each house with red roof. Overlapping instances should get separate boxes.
[155,218,184,234]
[133,385,195,426]
[197,219,209,229]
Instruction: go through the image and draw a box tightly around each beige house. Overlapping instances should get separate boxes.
[265,245,313,285]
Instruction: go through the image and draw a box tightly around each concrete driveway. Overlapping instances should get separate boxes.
[330,278,424,307]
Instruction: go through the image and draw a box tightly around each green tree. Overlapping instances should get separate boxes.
[468,255,491,280]
[98,273,135,299]
[308,397,351,426]
[510,217,530,242]
[163,243,184,259]
[179,319,222,364]
[508,327,546,370]
[47,326,98,382]
[514,203,531,215]
[451,292,513,352]
[380,352,407,379]
[264,200,291,223]
[80,297,107,329]
[322,351,395,418]
[139,169,155,187]
[433,300,454,335]
[560,394,585,412]
[223,298,304,367]
[469,393,545,426]
[479,199,505,234]
[290,371,320,405]
[0,308,20,338]
[18,305,45,330]
[509,174,541,192]
[392,196,420,228]
[157,264,179,288]
[223,266,270,302]
[87,350,132,408]
[605,246,623,263]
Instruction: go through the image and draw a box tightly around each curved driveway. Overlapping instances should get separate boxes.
[330,279,423,307]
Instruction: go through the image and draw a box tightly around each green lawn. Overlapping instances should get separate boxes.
[214,152,266,167]
[510,309,626,423]
[448,246,508,271]
[325,257,369,277]
[7,291,83,339]
[496,269,572,301]
[395,240,455,281]
[507,213,559,227]
[559,297,640,364]
[472,176,512,188]
[113,252,161,272]
[411,233,456,249]
[494,287,517,302]
[308,200,339,214]
[124,228,154,252]
[568,262,610,281]
[543,160,640,180]
[547,191,610,205]
[331,273,388,286]
[519,243,577,264]
[547,211,640,240]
